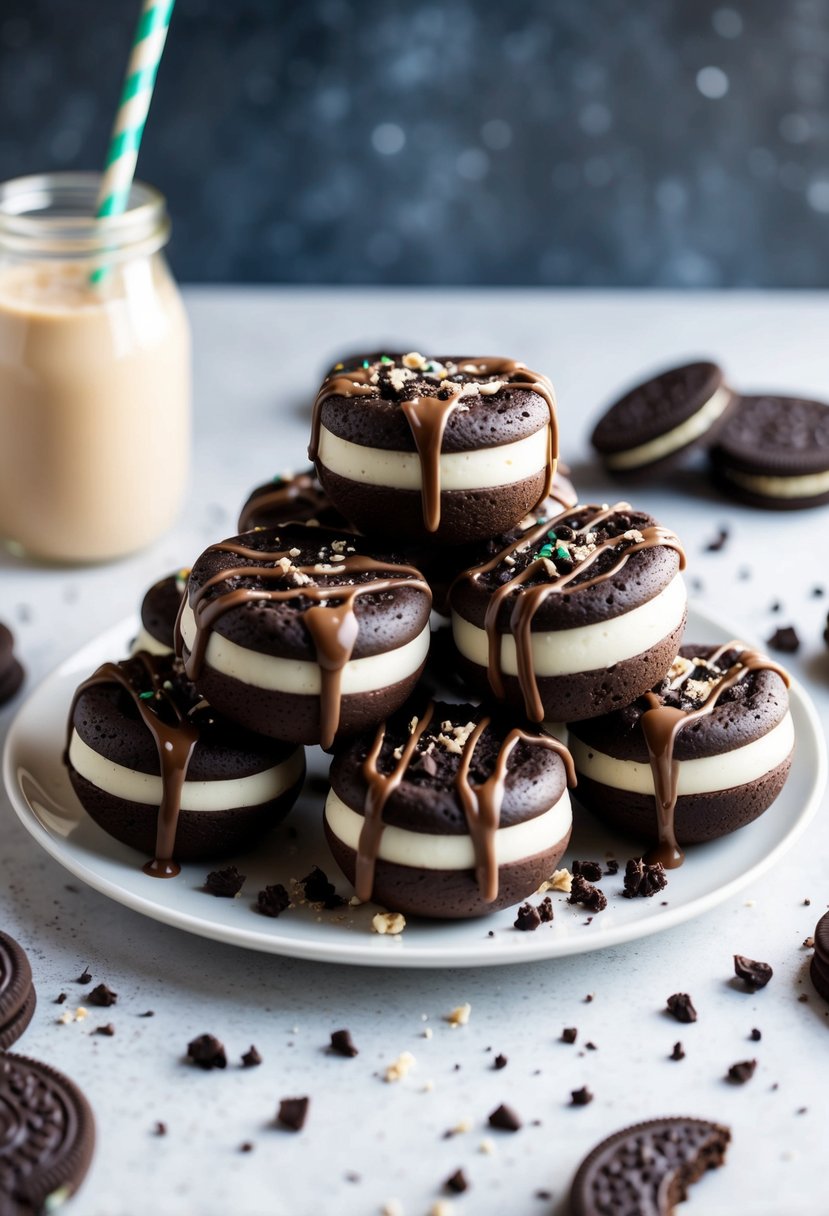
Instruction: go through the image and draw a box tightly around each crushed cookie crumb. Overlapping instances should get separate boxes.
[384,1051,416,1083]
[372,912,406,936]
[444,1003,471,1027]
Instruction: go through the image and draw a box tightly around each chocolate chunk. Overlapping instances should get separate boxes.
[204,866,246,898]
[277,1096,309,1131]
[494,1053,508,1070]
[570,1086,594,1106]
[727,1059,757,1084]
[489,1103,522,1131]
[623,857,668,898]
[562,1027,578,1044]
[87,983,117,1007]
[445,1168,469,1194]
[139,1010,155,1018]
[514,902,541,931]
[568,875,607,913]
[77,967,92,984]
[241,1045,262,1068]
[538,896,554,922]
[240,1141,254,1153]
[187,1034,227,1070]
[572,859,603,883]
[666,993,697,1023]
[256,883,290,918]
[586,1041,597,1051]
[705,527,729,552]
[770,600,782,613]
[670,1041,685,1061]
[604,859,619,876]
[55,993,67,1005]
[767,625,800,653]
[733,955,773,990]
[750,1028,762,1042]
[798,993,809,1003]
[94,1024,115,1037]
[153,1121,167,1137]
[813,586,825,597]
[301,866,345,909]
[330,1029,358,1058]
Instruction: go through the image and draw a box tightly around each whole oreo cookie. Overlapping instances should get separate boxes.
[132,570,189,656]
[237,469,351,533]
[592,361,735,475]
[0,622,24,706]
[0,931,36,1050]
[0,1053,95,1213]
[569,1116,730,1215]
[810,911,829,1003]
[709,394,829,509]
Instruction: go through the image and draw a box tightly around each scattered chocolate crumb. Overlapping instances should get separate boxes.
[797,1107,808,1115]
[487,930,494,938]
[812,586,825,598]
[767,625,800,653]
[256,883,290,918]
[670,1041,685,1061]
[770,600,782,613]
[94,1023,115,1037]
[153,1121,167,1137]
[750,1028,762,1042]
[55,993,67,1005]
[345,1172,361,1184]
[535,1191,552,1201]
[489,1103,521,1131]
[241,1045,262,1068]
[570,1086,593,1106]
[705,526,729,552]
[804,898,812,906]
[87,983,117,1007]
[514,902,542,931]
[798,993,809,1003]
[584,994,594,1003]
[727,1059,757,1084]
[77,967,92,984]
[734,954,773,990]
[445,1168,469,1194]
[604,859,619,876]
[330,1029,359,1058]
[301,866,345,909]
[568,874,607,913]
[690,577,705,593]
[666,993,697,1023]
[562,1027,578,1044]
[277,1096,309,1131]
[585,1042,597,1051]
[204,866,246,898]
[623,857,668,898]
[239,1141,254,1153]
[493,1053,508,1070]
[538,896,554,922]
[572,859,603,882]
[139,1010,155,1018]
[187,1034,227,1070]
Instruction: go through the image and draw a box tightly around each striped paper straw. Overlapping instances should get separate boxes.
[94,0,175,235]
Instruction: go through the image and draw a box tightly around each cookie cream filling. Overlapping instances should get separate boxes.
[603,385,732,470]
[452,572,687,679]
[324,787,572,870]
[131,626,174,657]
[68,731,305,811]
[179,603,430,695]
[316,424,549,491]
[720,466,829,499]
[568,710,794,796]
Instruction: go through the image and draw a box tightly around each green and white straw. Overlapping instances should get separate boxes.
[93,0,175,271]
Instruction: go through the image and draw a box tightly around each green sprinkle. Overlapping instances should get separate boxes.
[546,528,558,540]
[271,474,284,484]
[538,543,554,559]
[555,545,570,560]
[362,359,370,368]
[138,690,154,700]
[380,355,393,364]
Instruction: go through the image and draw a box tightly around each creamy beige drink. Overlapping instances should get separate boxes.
[0,174,190,563]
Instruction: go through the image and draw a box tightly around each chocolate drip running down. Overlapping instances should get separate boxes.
[639,642,791,869]
[457,502,686,722]
[308,355,558,533]
[237,470,346,533]
[355,704,576,904]
[66,653,200,878]
[176,538,431,749]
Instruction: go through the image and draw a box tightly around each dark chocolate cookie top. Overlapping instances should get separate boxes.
[139,571,189,651]
[0,1053,95,1214]
[237,470,350,533]
[0,622,24,707]
[592,360,726,453]
[711,394,829,475]
[0,932,35,1051]
[569,1116,730,1216]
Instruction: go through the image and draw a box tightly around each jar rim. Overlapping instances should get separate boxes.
[0,172,170,259]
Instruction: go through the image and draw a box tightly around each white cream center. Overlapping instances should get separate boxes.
[131,626,174,657]
[604,385,732,470]
[721,466,829,499]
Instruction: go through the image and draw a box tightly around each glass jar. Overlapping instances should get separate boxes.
[0,172,190,563]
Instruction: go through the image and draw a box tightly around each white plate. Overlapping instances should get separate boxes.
[3,606,825,968]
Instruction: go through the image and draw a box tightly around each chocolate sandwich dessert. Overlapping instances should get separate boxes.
[237,469,350,533]
[131,570,189,656]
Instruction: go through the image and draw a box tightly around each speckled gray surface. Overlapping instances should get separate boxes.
[2,1,829,285]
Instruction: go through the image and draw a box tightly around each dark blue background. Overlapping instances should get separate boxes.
[2,0,828,285]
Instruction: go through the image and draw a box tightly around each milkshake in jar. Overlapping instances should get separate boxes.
[0,173,190,562]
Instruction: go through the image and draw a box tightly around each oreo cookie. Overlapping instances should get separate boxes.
[0,623,24,706]
[592,361,734,476]
[0,931,36,1050]
[569,1116,731,1215]
[710,394,829,509]
[0,1053,95,1212]
[810,911,829,1003]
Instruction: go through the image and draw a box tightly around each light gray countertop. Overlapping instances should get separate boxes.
[1,289,828,1216]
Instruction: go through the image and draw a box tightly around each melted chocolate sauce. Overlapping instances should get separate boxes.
[308,355,559,533]
[237,471,345,533]
[355,704,576,903]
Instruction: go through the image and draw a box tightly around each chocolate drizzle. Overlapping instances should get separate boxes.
[457,502,686,722]
[639,642,791,868]
[355,704,576,903]
[308,354,558,533]
[176,532,431,749]
[66,653,200,878]
[237,470,346,533]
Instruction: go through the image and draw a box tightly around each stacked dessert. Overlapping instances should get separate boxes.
[65,352,794,918]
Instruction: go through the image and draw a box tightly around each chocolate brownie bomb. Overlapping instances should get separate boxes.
[0,621,24,705]
[325,700,575,919]
[568,643,793,867]
[177,524,432,749]
[66,653,305,877]
[709,393,829,509]
[237,469,350,533]
[0,930,36,1050]
[309,351,558,544]
[449,502,687,724]
[132,570,189,656]
[592,360,735,476]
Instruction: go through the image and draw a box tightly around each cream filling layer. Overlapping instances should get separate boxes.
[317,424,549,491]
[603,385,732,470]
[68,730,305,811]
[452,573,687,679]
[568,710,794,796]
[179,603,430,695]
[131,627,174,657]
[324,787,572,870]
[722,466,829,499]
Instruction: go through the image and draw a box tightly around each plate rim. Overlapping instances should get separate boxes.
[3,609,826,968]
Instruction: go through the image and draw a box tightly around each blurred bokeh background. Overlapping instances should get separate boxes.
[2,0,828,285]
